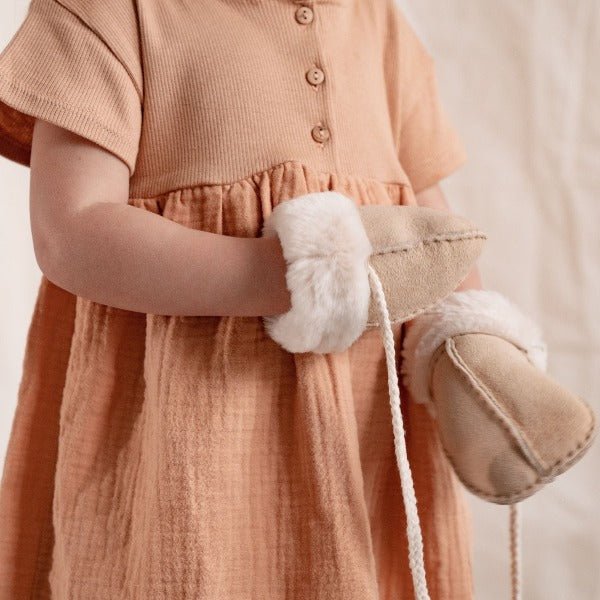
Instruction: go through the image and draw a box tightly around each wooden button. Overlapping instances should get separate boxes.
[311,124,330,143]
[306,67,325,86]
[295,6,314,25]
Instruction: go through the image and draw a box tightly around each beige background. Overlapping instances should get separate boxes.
[1,1,598,597]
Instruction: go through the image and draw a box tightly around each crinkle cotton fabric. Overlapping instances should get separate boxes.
[0,0,474,598]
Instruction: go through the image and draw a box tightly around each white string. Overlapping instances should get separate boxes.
[368,266,525,600]
[367,265,431,600]
[509,503,522,600]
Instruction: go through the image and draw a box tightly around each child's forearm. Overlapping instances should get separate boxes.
[414,183,484,290]
[38,181,479,318]
[41,201,292,317]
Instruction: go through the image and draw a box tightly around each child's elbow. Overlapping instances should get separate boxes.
[31,224,68,287]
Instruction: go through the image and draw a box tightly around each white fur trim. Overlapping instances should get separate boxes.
[261,191,372,354]
[400,289,548,411]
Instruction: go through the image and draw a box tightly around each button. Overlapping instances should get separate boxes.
[311,124,330,143]
[295,6,314,25]
[306,67,325,86]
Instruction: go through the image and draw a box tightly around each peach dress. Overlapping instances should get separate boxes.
[0,0,474,598]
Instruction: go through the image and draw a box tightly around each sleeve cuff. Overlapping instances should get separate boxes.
[408,135,468,194]
[0,72,139,175]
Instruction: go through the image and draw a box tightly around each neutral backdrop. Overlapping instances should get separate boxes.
[1,1,599,598]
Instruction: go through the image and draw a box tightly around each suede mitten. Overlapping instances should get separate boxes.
[260,191,487,354]
[357,204,487,328]
[401,289,598,504]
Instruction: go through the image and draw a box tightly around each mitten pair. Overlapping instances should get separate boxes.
[260,191,598,600]
[262,189,597,504]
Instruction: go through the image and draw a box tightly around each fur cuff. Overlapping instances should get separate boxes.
[400,289,548,408]
[261,191,372,354]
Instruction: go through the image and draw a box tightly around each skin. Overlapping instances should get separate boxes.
[29,118,482,318]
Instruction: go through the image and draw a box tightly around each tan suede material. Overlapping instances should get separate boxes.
[359,205,486,327]
[430,333,597,504]
[451,334,596,471]
[430,342,540,501]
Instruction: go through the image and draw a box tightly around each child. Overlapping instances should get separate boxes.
[0,1,594,599]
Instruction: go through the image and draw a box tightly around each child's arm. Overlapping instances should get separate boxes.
[31,119,292,317]
[415,183,484,291]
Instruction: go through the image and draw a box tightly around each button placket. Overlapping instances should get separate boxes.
[292,4,333,151]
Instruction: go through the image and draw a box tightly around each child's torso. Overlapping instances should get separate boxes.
[124,0,410,197]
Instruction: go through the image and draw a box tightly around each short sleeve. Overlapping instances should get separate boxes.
[0,0,143,176]
[386,3,468,194]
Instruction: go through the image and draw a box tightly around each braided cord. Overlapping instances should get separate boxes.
[509,503,522,600]
[368,265,430,600]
